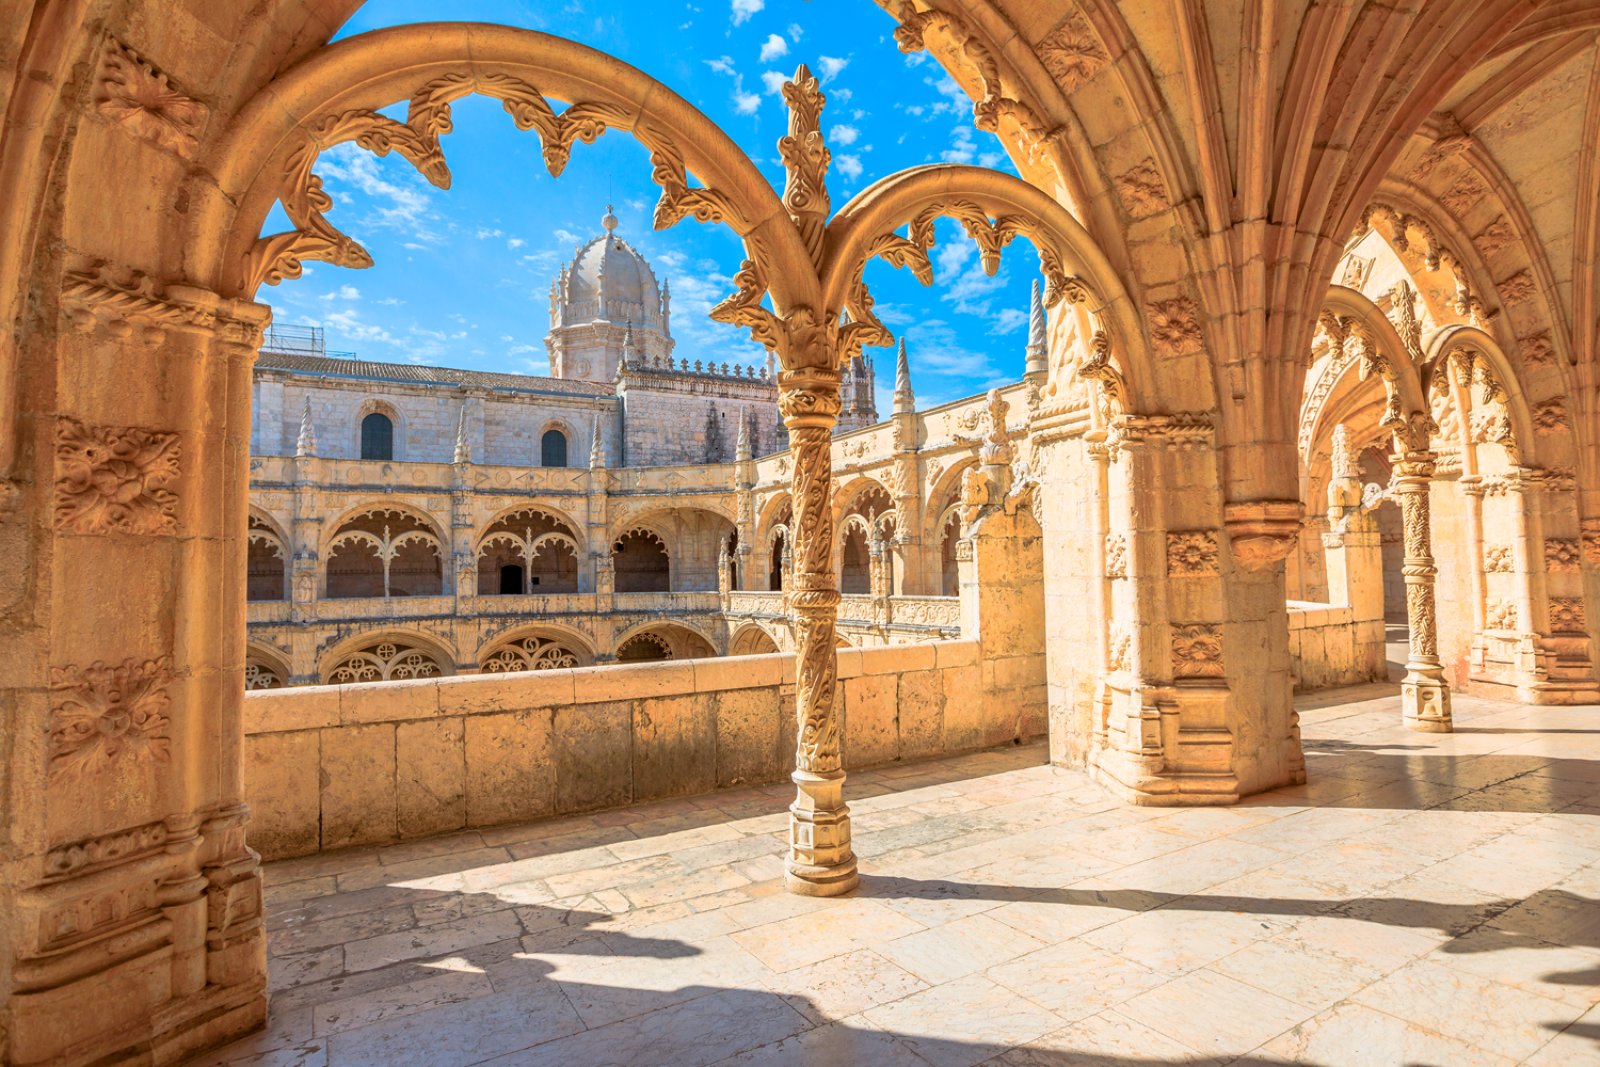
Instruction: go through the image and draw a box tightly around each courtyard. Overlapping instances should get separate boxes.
[196,687,1600,1066]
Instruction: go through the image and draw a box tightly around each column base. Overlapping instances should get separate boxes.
[1402,671,1453,732]
[785,770,858,897]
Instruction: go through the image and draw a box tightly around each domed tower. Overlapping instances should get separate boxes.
[545,206,675,382]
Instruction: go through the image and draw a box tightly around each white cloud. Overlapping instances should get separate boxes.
[507,237,525,249]
[939,125,977,165]
[830,124,860,146]
[316,143,440,243]
[377,297,404,306]
[760,70,788,95]
[834,88,853,103]
[731,0,762,26]
[905,105,925,117]
[818,55,849,82]
[991,308,1027,334]
[835,154,863,180]
[733,87,761,115]
[758,34,788,62]
[787,22,803,40]
[554,228,581,245]
[475,227,504,240]
[705,55,736,75]
[319,284,361,301]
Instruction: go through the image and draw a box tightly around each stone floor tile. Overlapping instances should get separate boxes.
[186,1006,323,1067]
[1259,1001,1517,1066]
[477,987,811,1067]
[731,899,927,972]
[1079,903,1285,974]
[323,985,584,1067]
[1521,1001,1600,1066]
[311,969,495,1036]
[342,908,523,973]
[1351,958,1588,1061]
[1208,936,1383,1012]
[985,939,1166,1021]
[1115,967,1308,1057]
[877,913,1047,984]
[525,932,771,1029]
[1426,926,1600,1007]
[982,1010,1226,1066]
[760,948,929,1024]
[862,974,1064,1067]
[708,1016,936,1067]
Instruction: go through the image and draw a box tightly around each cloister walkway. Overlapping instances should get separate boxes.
[194,687,1599,1067]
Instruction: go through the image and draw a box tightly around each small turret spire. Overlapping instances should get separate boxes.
[589,418,606,469]
[295,397,317,457]
[1024,279,1047,378]
[453,407,471,464]
[893,336,914,413]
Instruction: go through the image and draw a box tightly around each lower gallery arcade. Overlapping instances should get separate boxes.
[3,2,1599,1065]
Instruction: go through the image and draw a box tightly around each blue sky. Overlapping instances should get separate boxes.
[262,0,1042,412]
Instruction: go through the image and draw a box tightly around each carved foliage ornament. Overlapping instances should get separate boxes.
[54,417,180,535]
[1104,534,1127,578]
[1549,598,1586,635]
[48,658,174,784]
[1146,296,1201,358]
[1544,539,1580,572]
[249,71,736,294]
[1171,624,1224,680]
[1037,10,1109,92]
[96,40,209,158]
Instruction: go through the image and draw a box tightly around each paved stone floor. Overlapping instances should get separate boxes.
[196,686,1600,1066]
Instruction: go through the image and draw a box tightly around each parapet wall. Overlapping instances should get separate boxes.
[243,640,1042,859]
[1287,601,1388,691]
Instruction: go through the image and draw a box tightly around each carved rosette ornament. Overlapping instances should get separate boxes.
[54,417,180,535]
[1390,450,1452,731]
[1171,624,1225,680]
[47,657,174,784]
[1167,531,1220,576]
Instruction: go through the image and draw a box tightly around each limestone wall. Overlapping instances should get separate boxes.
[243,639,1040,859]
[1287,602,1388,691]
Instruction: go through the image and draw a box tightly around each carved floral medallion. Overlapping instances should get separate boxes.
[47,658,174,784]
[54,417,180,534]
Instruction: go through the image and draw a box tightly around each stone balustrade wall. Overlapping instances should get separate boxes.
[243,639,1042,859]
[1287,601,1389,692]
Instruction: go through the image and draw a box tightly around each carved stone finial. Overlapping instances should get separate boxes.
[893,337,915,414]
[453,407,470,464]
[736,406,752,461]
[295,398,317,457]
[590,418,606,469]
[779,64,830,263]
[980,388,1011,467]
[601,204,618,233]
[1024,279,1047,378]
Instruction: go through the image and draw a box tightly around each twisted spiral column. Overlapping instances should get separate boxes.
[779,367,858,896]
[1392,451,1453,732]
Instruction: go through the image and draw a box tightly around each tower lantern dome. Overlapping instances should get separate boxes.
[545,207,674,381]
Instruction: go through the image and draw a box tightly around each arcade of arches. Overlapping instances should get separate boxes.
[4,2,1600,1064]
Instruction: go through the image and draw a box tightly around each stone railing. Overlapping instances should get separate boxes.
[888,595,961,630]
[243,639,1043,859]
[1287,600,1387,691]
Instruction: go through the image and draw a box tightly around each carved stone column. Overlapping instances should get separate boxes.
[1392,450,1452,731]
[779,367,857,896]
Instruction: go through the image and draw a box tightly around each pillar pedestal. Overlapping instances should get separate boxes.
[785,769,858,896]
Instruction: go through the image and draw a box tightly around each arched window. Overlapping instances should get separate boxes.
[541,428,568,467]
[360,412,394,460]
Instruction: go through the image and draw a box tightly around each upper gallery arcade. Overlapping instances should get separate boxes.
[1,1,1597,1064]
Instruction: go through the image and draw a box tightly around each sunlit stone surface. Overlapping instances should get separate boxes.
[196,687,1600,1067]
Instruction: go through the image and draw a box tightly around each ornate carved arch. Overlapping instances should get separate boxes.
[319,630,457,684]
[191,24,819,320]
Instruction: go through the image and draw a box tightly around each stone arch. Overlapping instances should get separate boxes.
[838,512,875,596]
[476,506,582,595]
[324,504,446,599]
[322,499,447,555]
[1424,325,1544,470]
[246,509,288,602]
[729,624,780,657]
[478,624,594,671]
[611,506,736,592]
[921,456,979,547]
[191,23,818,320]
[612,528,671,594]
[244,643,290,690]
[612,621,719,662]
[319,630,456,684]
